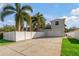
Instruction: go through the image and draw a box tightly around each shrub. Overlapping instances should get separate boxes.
[0,33,3,39]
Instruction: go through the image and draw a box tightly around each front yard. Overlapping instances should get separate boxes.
[0,39,14,46]
[61,37,79,56]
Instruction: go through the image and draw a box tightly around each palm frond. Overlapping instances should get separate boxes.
[3,5,16,11]
[32,16,38,22]
[22,12,31,25]
[21,5,33,12]
[1,11,15,21]
[22,12,31,20]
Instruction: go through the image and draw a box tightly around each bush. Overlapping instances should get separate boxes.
[0,33,3,39]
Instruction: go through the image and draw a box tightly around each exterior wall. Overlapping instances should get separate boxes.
[66,30,79,40]
[16,31,45,41]
[3,30,64,41]
[25,32,32,39]
[36,32,44,38]
[51,19,65,37]
[47,31,64,37]
[16,32,25,41]
[32,32,45,38]
[3,32,16,41]
[3,31,45,41]
[44,30,64,37]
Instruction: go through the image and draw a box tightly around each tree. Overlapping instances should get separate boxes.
[3,25,15,32]
[32,12,46,31]
[0,25,15,32]
[1,3,33,31]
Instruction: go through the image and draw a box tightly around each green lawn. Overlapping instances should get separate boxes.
[0,39,15,46]
[61,37,79,56]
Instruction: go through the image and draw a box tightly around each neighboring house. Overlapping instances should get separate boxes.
[50,18,65,37]
[66,29,79,40]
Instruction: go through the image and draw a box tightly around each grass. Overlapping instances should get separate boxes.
[0,39,15,46]
[61,37,79,56]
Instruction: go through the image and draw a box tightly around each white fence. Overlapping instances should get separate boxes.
[3,31,45,41]
[66,30,79,40]
[3,32,16,41]
[44,30,64,37]
[3,30,64,41]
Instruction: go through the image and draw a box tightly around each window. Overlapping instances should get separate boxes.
[55,21,59,25]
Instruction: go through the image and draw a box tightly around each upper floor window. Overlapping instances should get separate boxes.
[55,21,59,25]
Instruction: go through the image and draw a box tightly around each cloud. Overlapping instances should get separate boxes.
[59,8,79,28]
[61,16,79,23]
[53,7,79,28]
[59,15,79,28]
[58,16,68,20]
[68,16,79,22]
[71,8,79,15]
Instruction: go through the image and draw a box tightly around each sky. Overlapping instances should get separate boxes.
[0,3,79,28]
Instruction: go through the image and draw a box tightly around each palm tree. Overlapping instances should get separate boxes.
[32,12,46,31]
[1,3,33,31]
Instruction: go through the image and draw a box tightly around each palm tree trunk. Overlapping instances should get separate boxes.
[16,19,21,31]
[29,16,32,39]
[30,16,32,31]
[38,19,40,31]
[21,20,24,31]
[17,22,21,31]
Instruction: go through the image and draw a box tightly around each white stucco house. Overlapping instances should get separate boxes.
[3,18,65,41]
[50,18,65,36]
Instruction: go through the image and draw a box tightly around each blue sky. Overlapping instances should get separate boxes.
[1,3,79,28]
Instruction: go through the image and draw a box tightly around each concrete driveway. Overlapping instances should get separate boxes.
[0,37,62,56]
